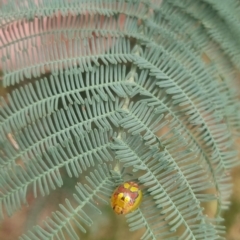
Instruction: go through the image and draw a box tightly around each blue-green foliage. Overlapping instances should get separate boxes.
[0,0,240,239]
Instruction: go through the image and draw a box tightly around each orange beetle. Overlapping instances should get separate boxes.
[111,181,143,215]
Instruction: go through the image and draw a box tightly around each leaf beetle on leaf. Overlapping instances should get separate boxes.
[111,181,143,215]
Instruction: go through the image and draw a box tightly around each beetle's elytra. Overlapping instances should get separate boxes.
[111,181,142,215]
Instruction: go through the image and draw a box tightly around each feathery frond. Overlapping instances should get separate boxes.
[0,0,239,239]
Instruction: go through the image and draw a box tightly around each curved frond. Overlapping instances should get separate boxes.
[111,134,218,239]
[19,164,115,240]
[0,65,129,133]
[0,129,115,218]
[0,96,123,168]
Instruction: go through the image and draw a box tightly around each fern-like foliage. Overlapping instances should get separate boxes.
[0,0,240,239]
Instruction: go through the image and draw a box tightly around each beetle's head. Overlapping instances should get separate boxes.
[113,205,124,214]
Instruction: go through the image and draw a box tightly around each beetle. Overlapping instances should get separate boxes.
[111,181,142,215]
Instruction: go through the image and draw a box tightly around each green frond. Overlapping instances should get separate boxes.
[0,96,123,168]
[166,0,240,68]
[19,164,115,240]
[111,134,217,239]
[0,65,130,133]
[118,101,165,146]
[0,129,115,219]
[0,0,154,26]
[132,68,231,205]
[2,37,133,86]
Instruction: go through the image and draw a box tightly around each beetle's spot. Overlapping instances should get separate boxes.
[123,182,130,189]
[121,196,125,201]
[118,193,124,199]
[125,196,131,202]
[130,186,138,192]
